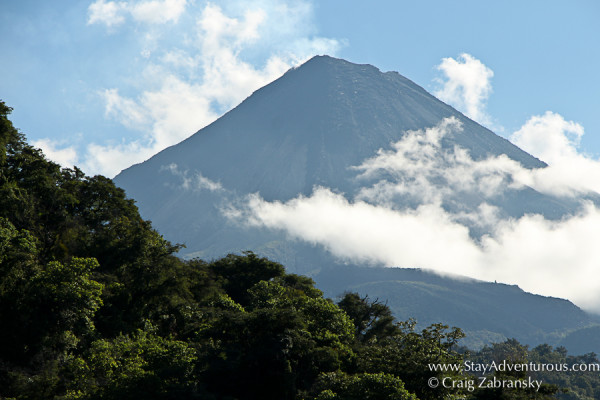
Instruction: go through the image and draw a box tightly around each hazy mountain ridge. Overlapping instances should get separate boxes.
[114,55,600,353]
[314,265,598,350]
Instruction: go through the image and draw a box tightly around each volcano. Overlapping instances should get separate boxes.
[114,55,574,264]
[113,56,598,350]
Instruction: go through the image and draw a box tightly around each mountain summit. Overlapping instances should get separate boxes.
[119,56,544,197]
[114,55,569,262]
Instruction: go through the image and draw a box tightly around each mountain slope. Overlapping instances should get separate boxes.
[114,56,573,262]
[118,56,546,199]
[315,265,597,350]
[113,55,596,352]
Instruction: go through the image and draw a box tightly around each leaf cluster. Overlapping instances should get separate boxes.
[468,339,600,400]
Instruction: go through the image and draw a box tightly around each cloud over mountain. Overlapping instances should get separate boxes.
[435,53,494,128]
[235,117,600,310]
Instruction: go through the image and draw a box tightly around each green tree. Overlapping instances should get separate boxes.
[199,262,356,400]
[338,292,400,342]
[309,371,417,400]
[0,101,198,398]
[354,319,466,399]
[469,339,560,399]
[0,253,104,398]
[65,326,200,400]
[208,251,285,306]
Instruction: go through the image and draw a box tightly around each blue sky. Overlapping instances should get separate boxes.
[1,0,599,177]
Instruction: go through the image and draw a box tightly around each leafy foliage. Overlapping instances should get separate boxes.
[338,292,400,342]
[310,371,417,400]
[65,326,199,400]
[468,340,600,399]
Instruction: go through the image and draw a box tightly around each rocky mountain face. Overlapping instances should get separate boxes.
[114,55,598,350]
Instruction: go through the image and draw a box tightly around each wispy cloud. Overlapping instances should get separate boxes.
[434,53,494,128]
[57,0,341,177]
[87,0,128,28]
[508,112,600,197]
[130,0,187,24]
[228,117,600,311]
[32,139,79,169]
[162,163,223,192]
[432,54,600,199]
[241,187,600,310]
[353,117,523,208]
[87,0,187,27]
[511,111,584,165]
[82,141,156,176]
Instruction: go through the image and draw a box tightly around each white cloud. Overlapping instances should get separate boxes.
[481,205,600,310]
[83,141,156,177]
[435,53,494,127]
[244,188,482,272]
[194,174,223,192]
[511,111,584,165]
[102,88,151,131]
[90,78,217,176]
[88,0,187,27]
[161,49,199,70]
[510,112,600,197]
[130,0,187,24]
[195,4,290,111]
[77,1,341,177]
[132,75,217,149]
[241,187,600,310]
[87,0,127,27]
[162,163,223,191]
[351,112,600,203]
[33,139,79,168]
[199,5,265,47]
[353,117,526,210]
